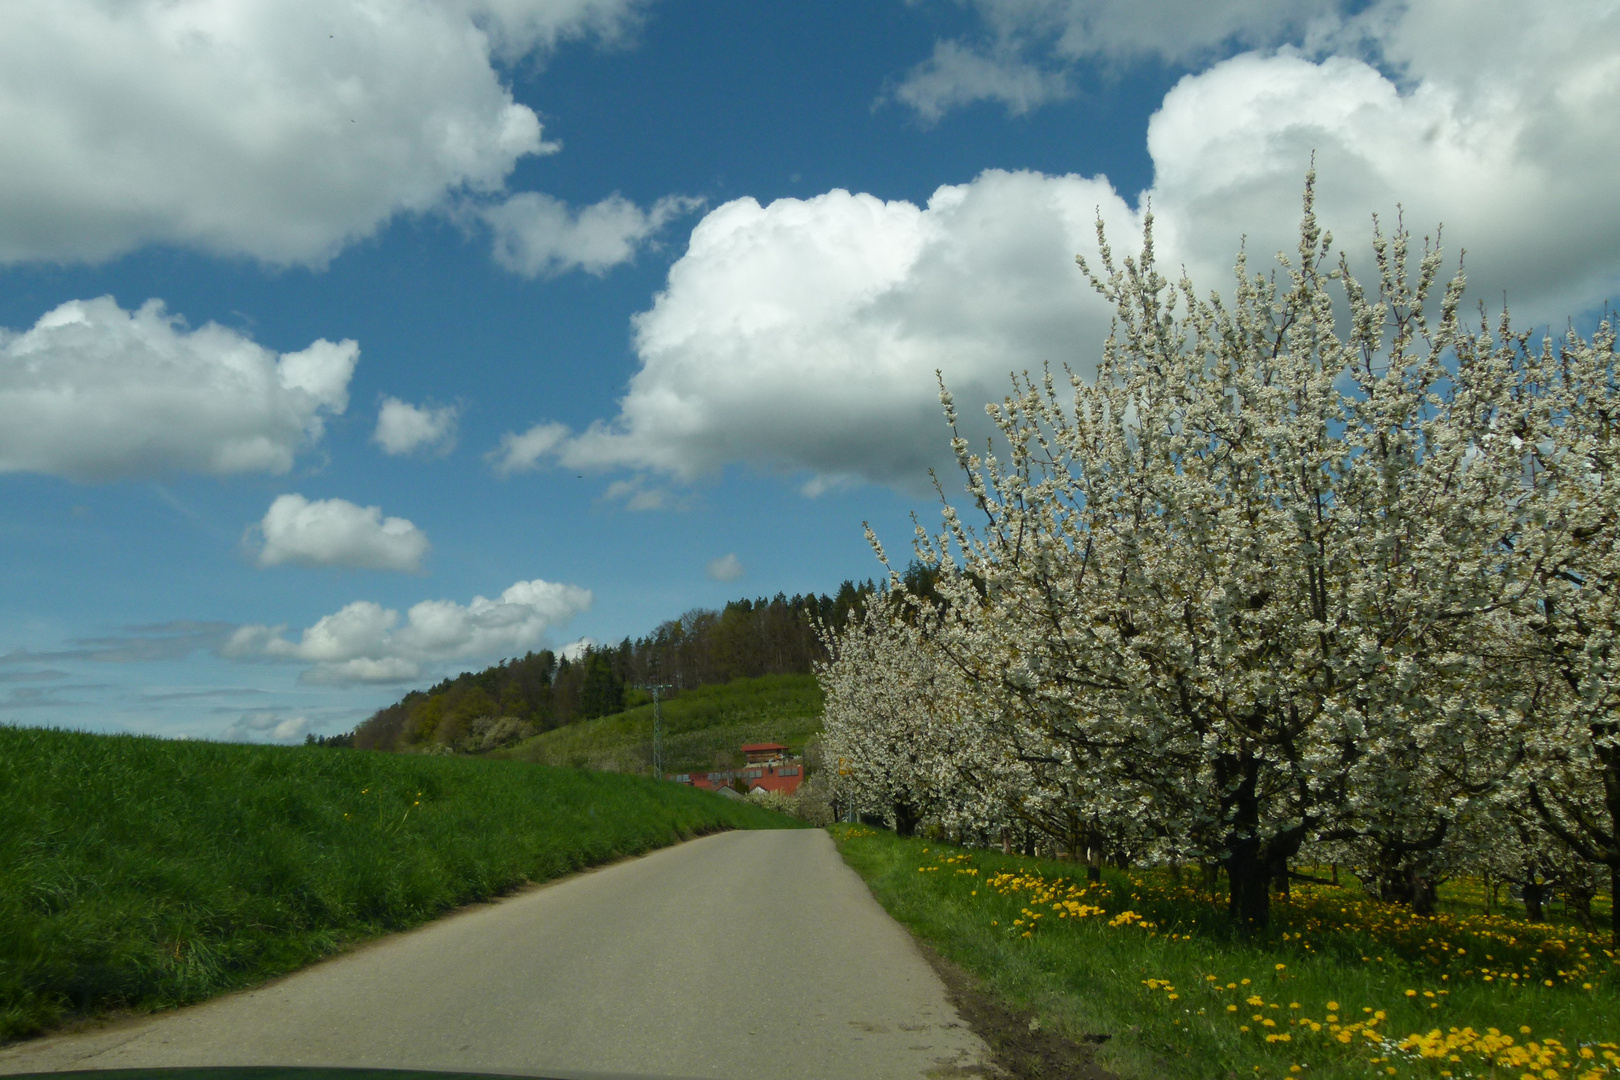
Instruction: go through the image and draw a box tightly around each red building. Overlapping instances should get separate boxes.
[669,742,804,795]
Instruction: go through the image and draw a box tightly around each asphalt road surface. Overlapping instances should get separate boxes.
[0,829,991,1080]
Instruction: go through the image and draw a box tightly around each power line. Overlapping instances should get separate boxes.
[638,683,673,779]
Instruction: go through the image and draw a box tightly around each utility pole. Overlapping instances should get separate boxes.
[640,683,673,779]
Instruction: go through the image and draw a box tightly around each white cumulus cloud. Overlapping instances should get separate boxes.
[0,297,356,481]
[487,421,570,476]
[503,171,1135,493]
[483,192,703,277]
[252,494,430,572]
[706,554,744,582]
[520,0,1620,497]
[374,397,459,457]
[0,0,644,266]
[222,578,593,684]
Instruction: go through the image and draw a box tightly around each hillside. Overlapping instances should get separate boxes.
[494,672,824,775]
[347,582,876,755]
[0,725,793,1042]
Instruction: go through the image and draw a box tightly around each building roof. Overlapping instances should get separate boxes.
[739,742,788,753]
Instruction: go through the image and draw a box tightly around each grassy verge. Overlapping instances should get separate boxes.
[496,673,823,774]
[831,825,1618,1080]
[0,725,796,1043]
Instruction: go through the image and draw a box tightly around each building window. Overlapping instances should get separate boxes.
[777,768,799,777]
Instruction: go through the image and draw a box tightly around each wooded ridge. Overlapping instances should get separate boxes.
[334,579,879,754]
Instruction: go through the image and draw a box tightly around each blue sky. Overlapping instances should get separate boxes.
[3,0,1617,742]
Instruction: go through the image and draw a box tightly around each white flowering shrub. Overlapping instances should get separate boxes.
[823,174,1620,932]
[818,597,976,835]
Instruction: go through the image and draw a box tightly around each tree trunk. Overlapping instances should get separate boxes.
[894,800,921,837]
[1220,753,1279,929]
[1611,863,1619,937]
[1226,836,1271,929]
[1408,868,1438,916]
[1522,880,1549,922]
[1566,880,1596,931]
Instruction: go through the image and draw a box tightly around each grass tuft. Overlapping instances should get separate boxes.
[0,725,795,1042]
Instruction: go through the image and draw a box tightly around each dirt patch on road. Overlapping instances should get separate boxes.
[916,940,1121,1080]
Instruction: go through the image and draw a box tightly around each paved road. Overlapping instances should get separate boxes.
[0,829,990,1080]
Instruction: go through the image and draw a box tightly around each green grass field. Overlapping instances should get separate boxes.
[832,825,1618,1080]
[495,672,823,774]
[0,725,796,1043]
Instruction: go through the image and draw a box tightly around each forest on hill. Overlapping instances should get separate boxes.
[343,578,886,754]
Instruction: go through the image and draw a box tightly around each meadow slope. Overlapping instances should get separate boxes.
[0,725,794,1042]
[495,672,823,775]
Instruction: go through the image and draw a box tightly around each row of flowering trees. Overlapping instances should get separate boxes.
[819,177,1620,932]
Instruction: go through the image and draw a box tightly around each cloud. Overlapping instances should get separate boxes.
[137,686,269,703]
[482,193,702,277]
[0,621,235,665]
[0,297,356,481]
[894,0,1345,118]
[251,494,430,572]
[222,578,593,684]
[0,669,69,683]
[0,686,91,711]
[705,554,744,582]
[487,421,569,476]
[559,637,597,661]
[1135,9,1620,323]
[0,0,646,266]
[891,40,1072,123]
[532,0,1620,496]
[222,711,313,743]
[523,171,1136,494]
[600,478,684,511]
[374,397,459,457]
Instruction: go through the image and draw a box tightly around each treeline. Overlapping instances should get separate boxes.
[348,580,878,754]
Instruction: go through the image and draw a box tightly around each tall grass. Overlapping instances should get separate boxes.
[497,673,823,773]
[0,725,794,1042]
[833,825,1618,1080]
